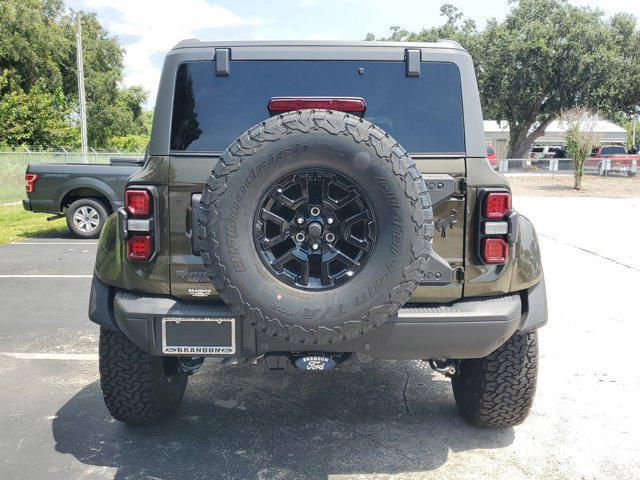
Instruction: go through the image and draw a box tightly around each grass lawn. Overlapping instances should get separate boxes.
[0,203,66,245]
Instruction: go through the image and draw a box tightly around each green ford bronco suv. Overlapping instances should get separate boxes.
[89,40,547,427]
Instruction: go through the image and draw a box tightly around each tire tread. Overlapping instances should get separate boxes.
[452,331,538,428]
[197,110,433,345]
[99,328,187,424]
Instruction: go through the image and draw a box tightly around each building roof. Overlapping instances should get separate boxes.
[483,120,509,133]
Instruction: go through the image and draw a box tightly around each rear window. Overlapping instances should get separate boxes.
[170,60,465,154]
[600,146,627,155]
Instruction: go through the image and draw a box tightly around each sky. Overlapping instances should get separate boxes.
[66,0,640,107]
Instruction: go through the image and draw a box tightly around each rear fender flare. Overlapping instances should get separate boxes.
[509,214,543,292]
[58,177,117,211]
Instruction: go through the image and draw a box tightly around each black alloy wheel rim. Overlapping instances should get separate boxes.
[254,169,377,290]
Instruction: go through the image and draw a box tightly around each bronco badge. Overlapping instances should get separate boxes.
[435,209,458,238]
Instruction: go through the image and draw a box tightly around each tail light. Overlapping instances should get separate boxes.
[127,235,152,261]
[126,189,151,216]
[484,192,511,218]
[25,174,38,193]
[478,189,514,265]
[268,97,366,114]
[124,187,155,261]
[482,238,508,264]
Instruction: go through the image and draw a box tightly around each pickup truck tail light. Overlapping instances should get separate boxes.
[127,235,152,261]
[125,189,151,216]
[25,174,38,193]
[478,190,514,265]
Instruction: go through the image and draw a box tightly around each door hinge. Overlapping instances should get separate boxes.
[455,267,465,283]
[405,49,421,77]
[456,177,467,196]
[215,48,231,76]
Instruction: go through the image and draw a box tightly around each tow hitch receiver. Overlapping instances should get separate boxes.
[294,355,337,370]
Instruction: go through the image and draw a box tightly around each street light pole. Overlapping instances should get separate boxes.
[76,13,88,163]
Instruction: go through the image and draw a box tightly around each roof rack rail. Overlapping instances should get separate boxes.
[437,39,463,49]
[173,38,201,49]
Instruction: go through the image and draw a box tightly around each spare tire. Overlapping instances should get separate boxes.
[198,110,433,344]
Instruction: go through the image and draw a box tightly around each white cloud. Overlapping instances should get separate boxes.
[296,0,320,7]
[82,0,264,105]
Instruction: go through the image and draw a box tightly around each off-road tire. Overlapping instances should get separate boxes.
[198,109,433,345]
[99,328,188,425]
[452,331,538,428]
[66,198,109,239]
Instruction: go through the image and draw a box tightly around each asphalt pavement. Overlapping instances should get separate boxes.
[1,198,639,480]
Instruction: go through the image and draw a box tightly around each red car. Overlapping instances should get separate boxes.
[584,145,638,177]
[486,143,497,168]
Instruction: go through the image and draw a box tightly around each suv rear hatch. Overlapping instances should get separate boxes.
[166,57,467,303]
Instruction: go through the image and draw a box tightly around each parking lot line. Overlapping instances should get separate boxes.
[10,242,99,245]
[0,352,98,361]
[0,274,93,278]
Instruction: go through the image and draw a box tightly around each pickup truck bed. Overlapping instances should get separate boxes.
[23,158,142,237]
[584,145,639,176]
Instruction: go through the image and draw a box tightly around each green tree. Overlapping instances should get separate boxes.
[0,0,72,93]
[107,134,149,152]
[371,5,482,63]
[140,109,154,134]
[563,109,601,190]
[613,113,638,149]
[0,0,149,149]
[368,0,640,159]
[598,13,640,116]
[0,70,78,148]
[481,0,618,158]
[59,12,148,147]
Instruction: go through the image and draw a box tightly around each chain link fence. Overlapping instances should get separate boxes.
[0,149,144,204]
[497,158,638,177]
[497,158,574,174]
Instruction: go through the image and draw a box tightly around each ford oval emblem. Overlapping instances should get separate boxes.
[295,355,336,370]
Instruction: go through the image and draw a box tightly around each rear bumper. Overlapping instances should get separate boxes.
[89,276,547,360]
[610,165,635,173]
[588,159,638,174]
[22,197,60,214]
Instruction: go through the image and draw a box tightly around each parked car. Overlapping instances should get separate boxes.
[486,143,497,168]
[547,146,566,159]
[584,145,639,177]
[89,40,547,428]
[22,158,143,238]
[529,145,555,159]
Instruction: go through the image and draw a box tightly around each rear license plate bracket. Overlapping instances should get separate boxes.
[162,317,236,355]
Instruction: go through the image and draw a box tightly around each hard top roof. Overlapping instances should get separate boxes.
[171,39,465,51]
[150,38,486,158]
